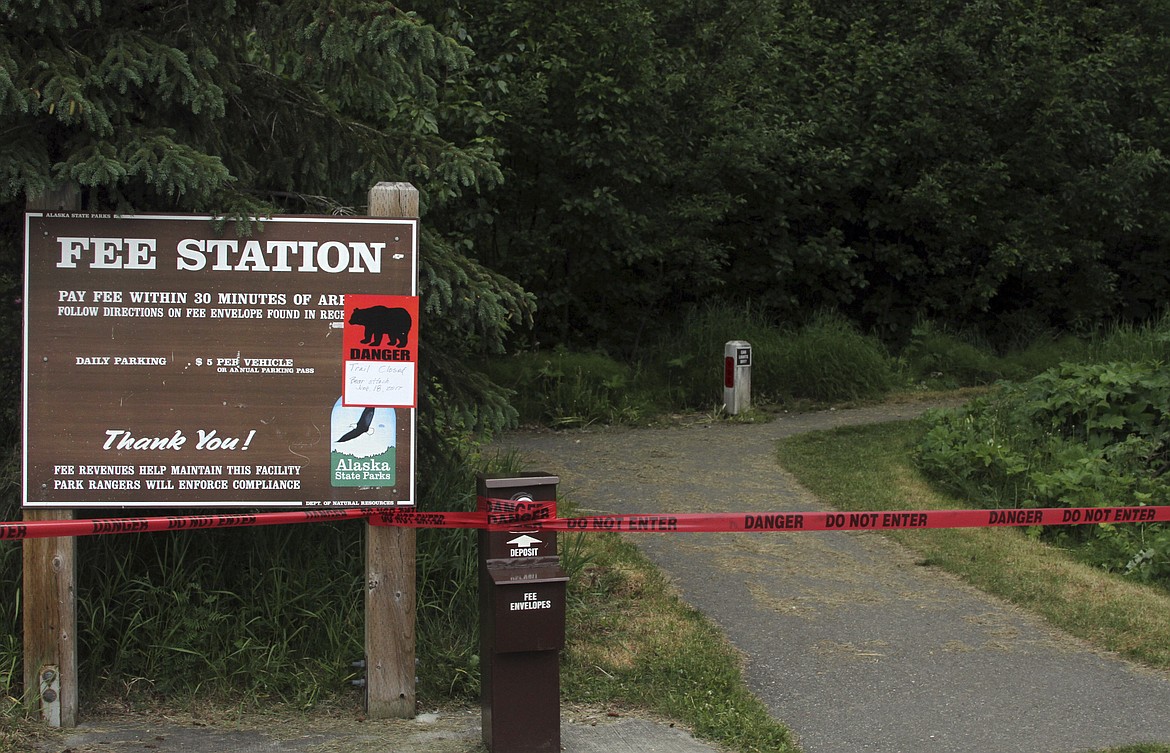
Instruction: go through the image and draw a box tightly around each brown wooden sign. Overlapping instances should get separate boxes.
[23,213,417,508]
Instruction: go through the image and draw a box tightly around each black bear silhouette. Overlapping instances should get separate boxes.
[349,306,412,347]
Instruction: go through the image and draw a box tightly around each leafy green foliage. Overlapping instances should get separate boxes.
[452,0,1170,349]
[455,0,733,350]
[916,361,1170,583]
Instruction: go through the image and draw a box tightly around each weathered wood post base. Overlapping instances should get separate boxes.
[21,517,76,727]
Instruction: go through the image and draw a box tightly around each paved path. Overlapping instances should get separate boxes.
[496,401,1170,753]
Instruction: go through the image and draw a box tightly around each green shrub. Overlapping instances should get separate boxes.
[898,323,1094,388]
[1002,334,1089,379]
[901,322,1018,387]
[915,361,1170,583]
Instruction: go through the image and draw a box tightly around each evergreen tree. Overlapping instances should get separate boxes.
[0,0,533,462]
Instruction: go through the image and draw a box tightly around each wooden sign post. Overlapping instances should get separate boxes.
[364,182,418,718]
[24,184,80,727]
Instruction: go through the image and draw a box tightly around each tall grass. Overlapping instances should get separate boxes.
[0,447,19,713]
[1085,312,1170,363]
[775,311,900,401]
[644,302,785,408]
[0,538,17,707]
[413,452,492,700]
[76,520,366,705]
[489,304,1135,422]
[646,303,900,408]
[482,348,660,427]
[901,314,1170,389]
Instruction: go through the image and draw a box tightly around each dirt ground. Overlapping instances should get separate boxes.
[34,702,724,753]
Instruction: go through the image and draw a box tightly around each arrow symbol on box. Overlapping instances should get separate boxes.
[507,534,542,548]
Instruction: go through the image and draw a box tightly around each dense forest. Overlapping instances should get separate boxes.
[3,0,1170,441]
[455,0,1170,350]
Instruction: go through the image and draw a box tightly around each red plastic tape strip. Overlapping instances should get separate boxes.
[2,508,384,541]
[535,505,1169,533]
[4,501,1169,541]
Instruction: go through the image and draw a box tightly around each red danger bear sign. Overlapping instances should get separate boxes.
[23,212,418,508]
[342,294,419,408]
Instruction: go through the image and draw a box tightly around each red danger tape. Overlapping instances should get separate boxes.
[460,497,1167,533]
[3,508,386,542]
[3,501,1169,541]
[526,504,1168,533]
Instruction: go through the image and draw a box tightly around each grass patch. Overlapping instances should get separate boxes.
[562,530,796,753]
[482,348,662,427]
[775,420,1170,670]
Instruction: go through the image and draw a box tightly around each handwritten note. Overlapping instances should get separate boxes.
[344,361,416,407]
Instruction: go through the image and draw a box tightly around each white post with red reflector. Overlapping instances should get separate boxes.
[723,340,752,415]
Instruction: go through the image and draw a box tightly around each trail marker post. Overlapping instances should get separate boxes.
[724,340,752,415]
